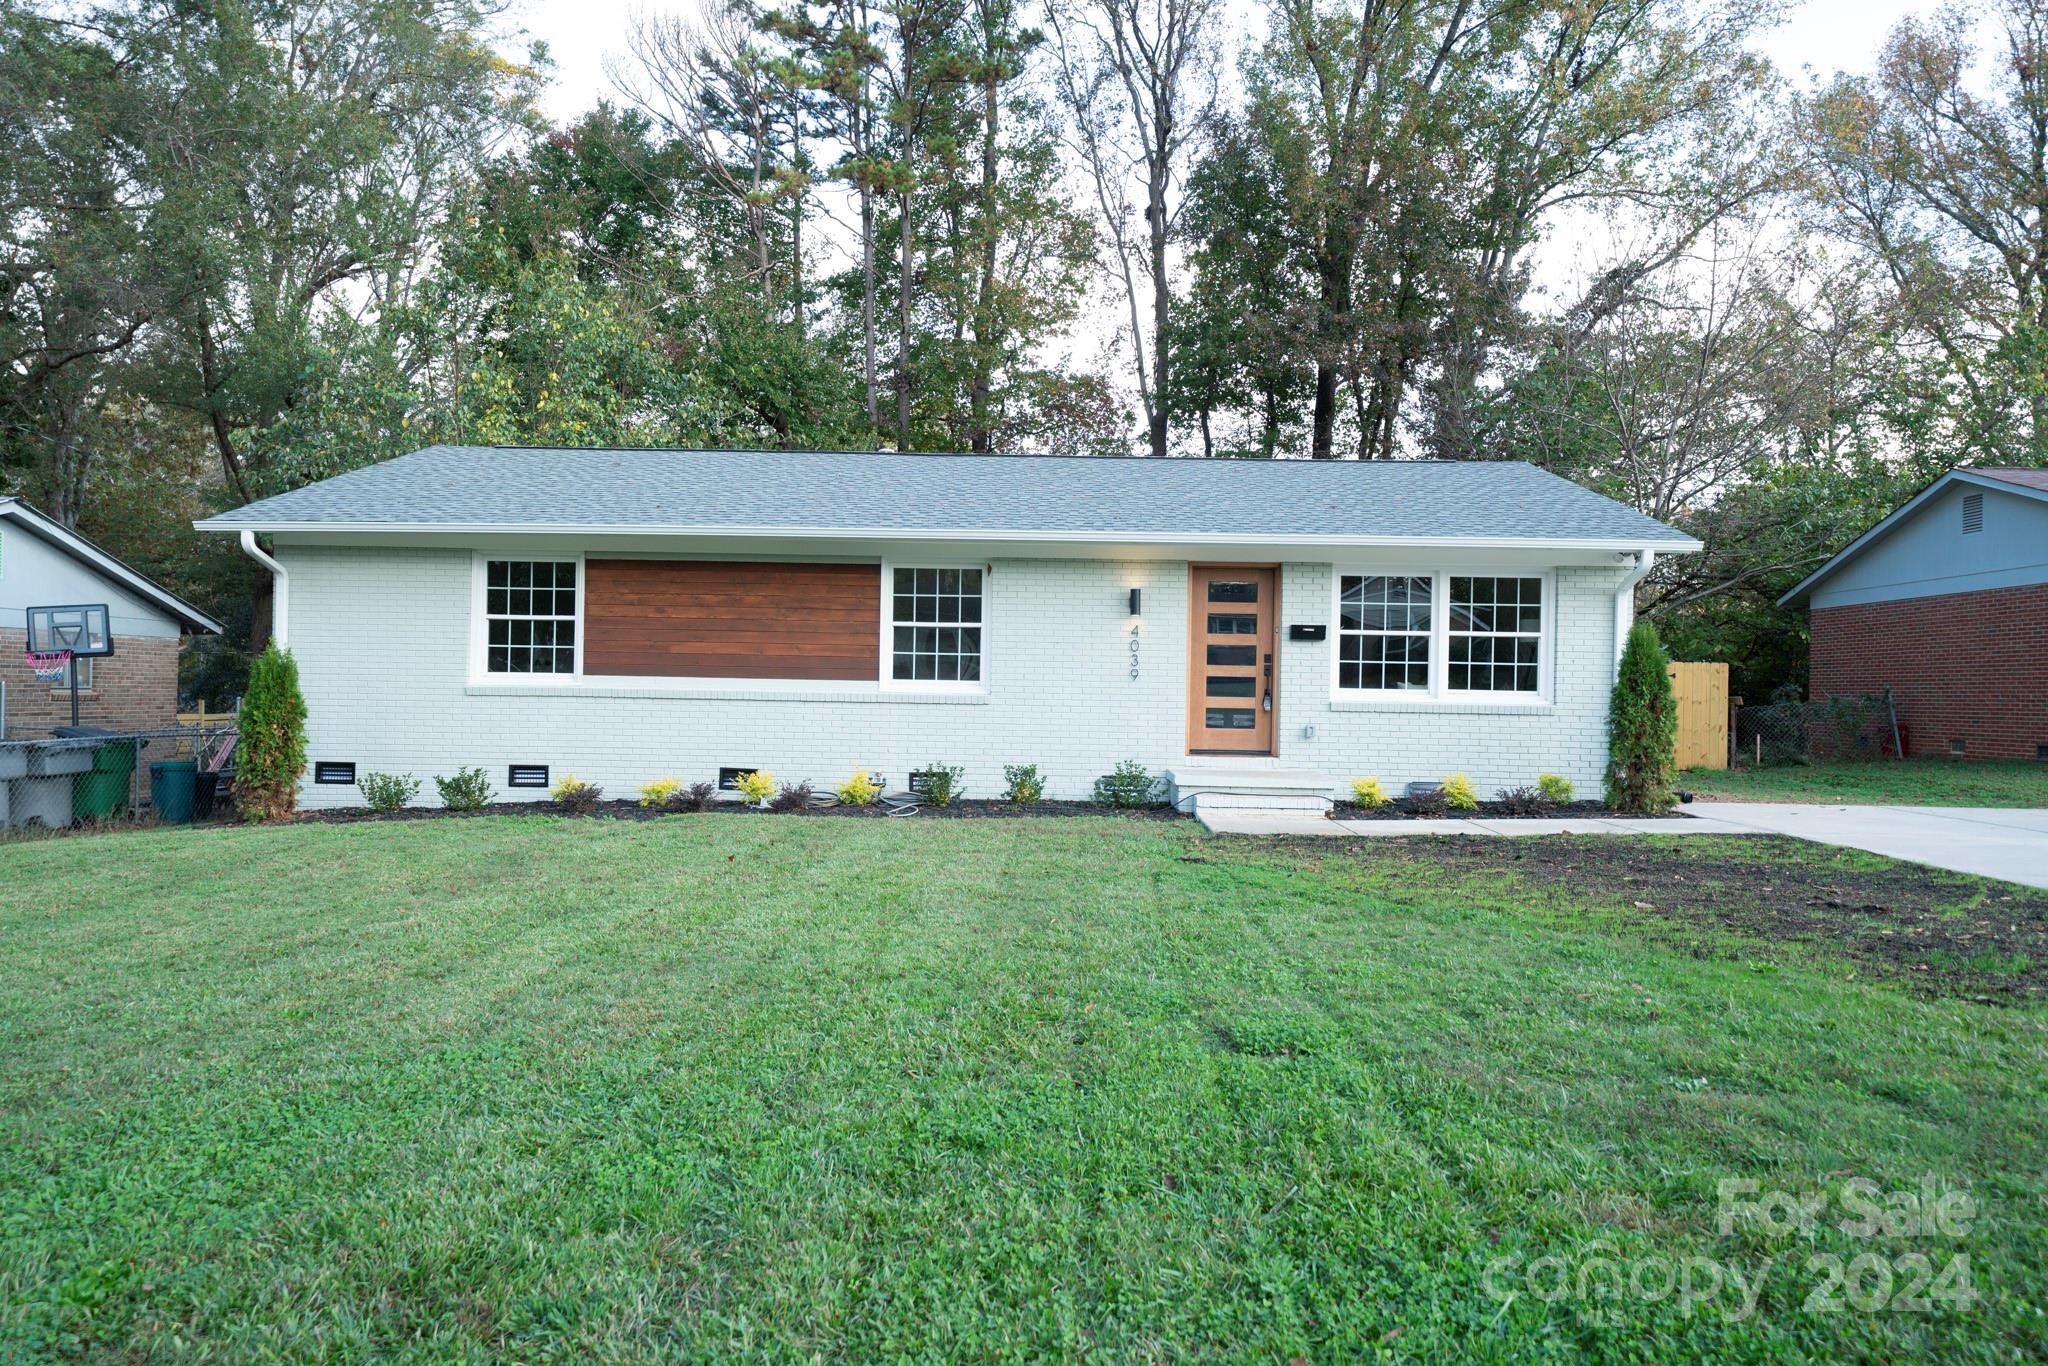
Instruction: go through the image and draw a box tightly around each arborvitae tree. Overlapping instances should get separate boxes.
[235,642,308,823]
[1605,620,1677,813]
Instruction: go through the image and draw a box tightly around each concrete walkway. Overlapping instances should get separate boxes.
[1199,803,2048,889]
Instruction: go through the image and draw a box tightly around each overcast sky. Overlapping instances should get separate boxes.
[516,0,1943,124]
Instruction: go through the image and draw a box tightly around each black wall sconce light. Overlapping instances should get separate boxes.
[1128,587,1143,616]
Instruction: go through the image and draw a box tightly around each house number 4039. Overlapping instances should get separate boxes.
[1128,622,1141,680]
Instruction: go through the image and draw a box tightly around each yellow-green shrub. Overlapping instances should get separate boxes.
[639,777,682,809]
[1537,772,1575,805]
[1349,777,1390,808]
[733,769,776,804]
[1442,773,1479,811]
[836,771,881,806]
[551,773,603,814]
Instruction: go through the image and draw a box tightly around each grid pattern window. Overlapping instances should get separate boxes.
[486,560,577,674]
[1338,575,1431,690]
[53,657,92,690]
[1447,576,1541,692]
[891,567,983,682]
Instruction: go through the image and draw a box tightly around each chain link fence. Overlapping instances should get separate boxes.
[1732,690,1902,767]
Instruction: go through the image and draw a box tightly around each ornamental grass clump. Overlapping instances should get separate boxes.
[1606,621,1678,814]
[235,643,307,823]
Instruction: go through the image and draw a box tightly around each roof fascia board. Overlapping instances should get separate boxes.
[194,519,1699,554]
[3,500,224,634]
[1777,469,2039,607]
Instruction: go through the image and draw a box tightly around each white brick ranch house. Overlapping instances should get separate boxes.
[196,446,1698,814]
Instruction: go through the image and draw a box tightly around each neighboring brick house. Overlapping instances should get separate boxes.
[1780,468,2048,762]
[194,446,1698,816]
[0,497,222,738]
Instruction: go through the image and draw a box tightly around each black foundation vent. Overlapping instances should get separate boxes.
[507,764,550,789]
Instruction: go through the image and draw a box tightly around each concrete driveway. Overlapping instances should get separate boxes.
[1685,804,2048,889]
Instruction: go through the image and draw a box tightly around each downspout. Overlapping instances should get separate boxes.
[239,531,288,649]
[1613,549,1655,679]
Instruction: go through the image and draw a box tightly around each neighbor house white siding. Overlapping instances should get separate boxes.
[281,544,1625,807]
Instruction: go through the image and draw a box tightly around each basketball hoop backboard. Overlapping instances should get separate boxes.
[25,604,113,657]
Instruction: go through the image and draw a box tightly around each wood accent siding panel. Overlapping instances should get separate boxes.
[584,560,880,680]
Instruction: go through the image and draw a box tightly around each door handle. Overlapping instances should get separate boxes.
[1262,690,1272,712]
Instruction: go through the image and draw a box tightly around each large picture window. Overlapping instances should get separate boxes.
[1333,571,1546,699]
[486,559,577,674]
[890,567,983,682]
[1448,576,1541,693]
[1338,575,1431,691]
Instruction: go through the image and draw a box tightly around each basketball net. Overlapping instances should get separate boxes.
[25,649,72,682]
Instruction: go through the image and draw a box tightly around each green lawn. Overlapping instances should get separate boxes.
[1684,758,2048,807]
[1,817,2042,1359]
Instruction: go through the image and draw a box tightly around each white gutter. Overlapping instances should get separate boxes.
[1613,549,1656,679]
[239,530,288,648]
[193,519,1703,553]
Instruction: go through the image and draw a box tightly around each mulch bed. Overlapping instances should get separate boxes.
[1289,834,2048,1002]
[301,798,1187,825]
[1329,798,1689,821]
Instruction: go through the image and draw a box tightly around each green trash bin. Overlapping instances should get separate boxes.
[72,739,138,822]
[150,760,198,825]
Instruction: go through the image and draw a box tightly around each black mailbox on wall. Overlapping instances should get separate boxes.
[1288,623,1328,641]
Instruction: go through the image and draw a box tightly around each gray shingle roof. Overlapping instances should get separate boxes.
[197,445,1697,546]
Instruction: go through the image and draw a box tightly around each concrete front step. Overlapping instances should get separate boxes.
[1165,766,1338,818]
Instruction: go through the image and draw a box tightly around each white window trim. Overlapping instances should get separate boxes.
[468,551,586,685]
[879,558,991,694]
[1329,568,1554,705]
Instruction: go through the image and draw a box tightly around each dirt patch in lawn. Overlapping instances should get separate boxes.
[1281,835,2048,1002]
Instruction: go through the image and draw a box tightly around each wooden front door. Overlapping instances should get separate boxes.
[1187,566,1277,754]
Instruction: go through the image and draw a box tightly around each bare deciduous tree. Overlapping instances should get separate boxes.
[1048,0,1218,457]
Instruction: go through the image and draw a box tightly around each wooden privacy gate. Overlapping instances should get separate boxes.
[1667,662,1729,770]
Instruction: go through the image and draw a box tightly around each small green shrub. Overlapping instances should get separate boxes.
[1537,772,1575,805]
[1606,621,1678,813]
[639,777,682,809]
[1442,773,1479,811]
[914,763,965,806]
[552,773,603,814]
[358,772,420,813]
[1348,777,1390,808]
[234,642,308,823]
[770,779,814,812]
[1002,763,1045,803]
[836,771,882,806]
[733,769,776,805]
[435,766,494,812]
[1092,760,1158,808]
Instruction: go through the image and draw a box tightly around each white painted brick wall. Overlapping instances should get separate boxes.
[280,546,1622,807]
[1272,563,1622,796]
